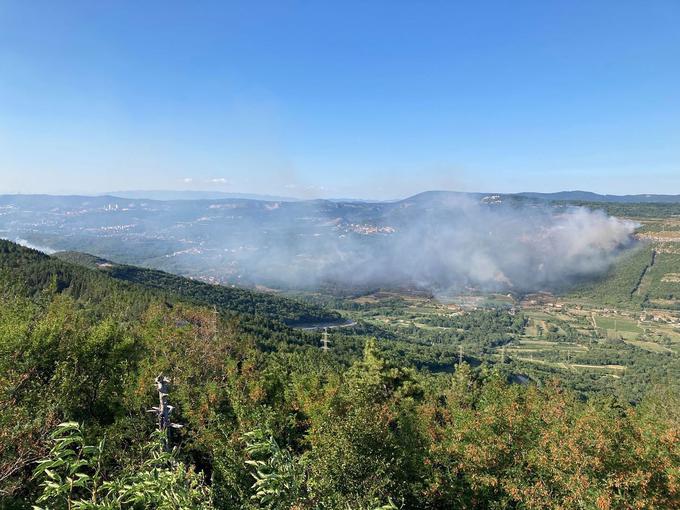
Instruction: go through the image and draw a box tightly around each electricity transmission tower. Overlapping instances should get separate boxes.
[458,344,464,365]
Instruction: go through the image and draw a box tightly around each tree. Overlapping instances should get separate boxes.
[303,339,426,509]
[32,422,214,510]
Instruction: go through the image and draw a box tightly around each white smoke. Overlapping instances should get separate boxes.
[12,238,56,255]
[0,195,639,294]
[239,197,638,293]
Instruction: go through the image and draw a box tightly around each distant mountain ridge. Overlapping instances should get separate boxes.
[516,190,680,203]
[108,189,680,204]
[106,190,300,202]
[3,189,679,204]
[401,189,680,204]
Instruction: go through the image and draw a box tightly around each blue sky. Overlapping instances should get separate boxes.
[1,1,679,198]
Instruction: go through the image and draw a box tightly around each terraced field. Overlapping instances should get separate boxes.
[311,285,679,401]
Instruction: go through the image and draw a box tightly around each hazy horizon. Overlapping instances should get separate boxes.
[1,188,680,204]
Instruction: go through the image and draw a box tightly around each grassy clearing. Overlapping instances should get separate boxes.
[569,363,626,371]
[606,329,639,340]
[624,339,674,353]
[519,339,561,346]
[594,316,642,333]
[524,311,554,320]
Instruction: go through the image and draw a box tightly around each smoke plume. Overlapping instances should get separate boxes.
[0,194,638,294]
[227,196,638,293]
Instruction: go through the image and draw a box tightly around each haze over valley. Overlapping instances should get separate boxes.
[0,191,639,294]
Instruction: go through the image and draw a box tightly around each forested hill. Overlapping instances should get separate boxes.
[0,240,151,307]
[0,241,339,325]
[54,250,340,325]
